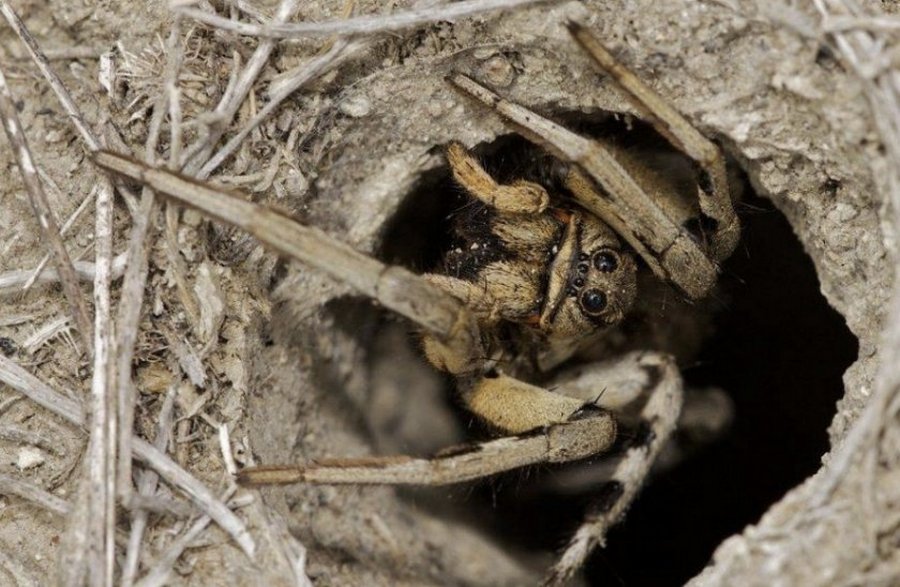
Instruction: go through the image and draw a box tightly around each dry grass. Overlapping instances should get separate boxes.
[0,0,898,585]
[0,1,562,585]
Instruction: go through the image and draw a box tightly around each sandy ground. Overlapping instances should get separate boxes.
[0,0,898,585]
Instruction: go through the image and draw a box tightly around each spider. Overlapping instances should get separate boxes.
[94,22,738,586]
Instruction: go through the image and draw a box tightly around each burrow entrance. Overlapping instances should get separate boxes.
[377,116,858,586]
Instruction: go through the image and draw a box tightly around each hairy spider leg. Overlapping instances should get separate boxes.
[567,22,738,262]
[92,150,620,485]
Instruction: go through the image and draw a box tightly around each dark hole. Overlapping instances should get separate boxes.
[379,117,858,586]
[582,191,858,585]
[471,190,858,586]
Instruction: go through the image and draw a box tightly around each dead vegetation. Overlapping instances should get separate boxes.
[0,0,897,585]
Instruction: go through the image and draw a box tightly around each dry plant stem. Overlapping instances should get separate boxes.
[85,175,116,586]
[130,440,254,556]
[0,1,97,149]
[176,0,553,40]
[224,0,268,22]
[6,45,102,61]
[60,480,90,587]
[164,203,201,327]
[162,41,201,336]
[0,254,127,295]
[824,15,900,33]
[113,191,155,500]
[0,64,93,355]
[183,0,300,175]
[134,487,238,587]
[21,316,72,354]
[199,36,363,178]
[0,0,138,215]
[0,424,59,452]
[126,494,191,518]
[23,185,97,291]
[115,17,184,504]
[0,355,255,556]
[122,389,176,587]
[0,473,71,516]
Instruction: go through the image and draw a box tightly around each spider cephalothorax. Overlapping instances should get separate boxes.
[426,142,639,375]
[94,21,738,586]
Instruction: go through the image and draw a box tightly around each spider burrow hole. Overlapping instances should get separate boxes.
[372,111,858,586]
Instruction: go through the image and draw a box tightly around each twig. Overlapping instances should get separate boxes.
[183,0,301,174]
[84,172,116,585]
[199,36,365,178]
[176,0,553,40]
[0,0,139,215]
[161,50,203,335]
[0,1,99,150]
[0,254,127,295]
[21,316,72,355]
[219,424,237,476]
[126,494,192,518]
[122,387,176,587]
[0,473,71,516]
[0,355,255,557]
[224,0,268,23]
[23,185,97,291]
[0,64,94,355]
[59,476,90,586]
[0,358,84,424]
[134,487,237,587]
[114,16,184,504]
[132,441,254,555]
[164,202,201,329]
[825,15,900,33]
[6,45,103,61]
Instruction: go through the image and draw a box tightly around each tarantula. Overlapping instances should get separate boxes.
[94,22,738,586]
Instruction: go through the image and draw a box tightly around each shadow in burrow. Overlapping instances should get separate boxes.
[333,114,861,586]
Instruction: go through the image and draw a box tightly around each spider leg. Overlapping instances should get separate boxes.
[448,72,718,300]
[240,370,620,486]
[238,354,679,494]
[567,22,738,262]
[93,151,619,487]
[425,268,540,326]
[92,150,482,374]
[446,141,549,214]
[543,351,684,587]
[237,408,615,486]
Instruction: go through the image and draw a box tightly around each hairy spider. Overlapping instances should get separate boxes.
[94,22,738,586]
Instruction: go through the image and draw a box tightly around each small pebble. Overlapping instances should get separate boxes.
[479,55,515,88]
[16,447,45,470]
[339,95,372,118]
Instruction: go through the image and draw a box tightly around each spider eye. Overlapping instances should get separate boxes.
[592,250,619,273]
[579,288,607,315]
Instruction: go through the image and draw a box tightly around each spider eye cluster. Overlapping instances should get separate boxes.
[566,248,622,317]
